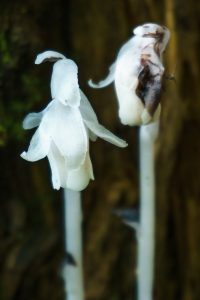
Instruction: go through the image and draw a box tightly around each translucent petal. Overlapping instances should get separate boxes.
[51,102,88,170]
[88,38,136,90]
[88,62,116,88]
[51,59,80,107]
[20,126,51,162]
[35,50,66,64]
[79,90,99,141]
[80,91,127,147]
[117,37,136,60]
[79,90,99,123]
[86,120,127,147]
[66,152,94,191]
[23,112,43,129]
[22,101,54,130]
[47,142,67,190]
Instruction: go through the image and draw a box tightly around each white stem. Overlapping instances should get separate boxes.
[138,122,159,300]
[63,189,84,300]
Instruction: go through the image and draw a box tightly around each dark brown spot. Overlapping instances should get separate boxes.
[144,30,164,37]
[144,79,163,116]
[136,64,151,105]
[136,58,163,116]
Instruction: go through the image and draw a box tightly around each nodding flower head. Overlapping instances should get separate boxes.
[21,51,127,191]
[89,23,170,126]
[35,50,81,107]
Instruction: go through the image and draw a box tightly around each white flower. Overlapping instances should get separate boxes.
[89,23,170,126]
[21,51,127,191]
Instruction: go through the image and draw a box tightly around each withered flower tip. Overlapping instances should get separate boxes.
[89,23,170,126]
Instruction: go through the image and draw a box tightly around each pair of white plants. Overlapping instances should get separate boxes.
[21,23,169,191]
[21,23,170,190]
[21,23,170,300]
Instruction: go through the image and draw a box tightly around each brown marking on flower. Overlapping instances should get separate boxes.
[136,64,151,105]
[142,30,164,56]
[141,53,151,61]
[136,57,163,116]
[144,78,163,116]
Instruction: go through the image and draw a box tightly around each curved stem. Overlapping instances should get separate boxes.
[138,122,159,300]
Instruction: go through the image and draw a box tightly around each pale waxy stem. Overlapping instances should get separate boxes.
[63,189,84,300]
[138,122,159,300]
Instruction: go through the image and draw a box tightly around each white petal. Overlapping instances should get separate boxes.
[21,126,51,162]
[79,90,98,123]
[66,152,94,191]
[133,23,164,37]
[23,112,43,129]
[117,37,136,60]
[88,37,137,90]
[35,50,66,64]
[80,91,127,147]
[133,23,159,36]
[86,120,127,147]
[114,75,144,126]
[51,59,80,107]
[115,36,164,126]
[48,143,94,191]
[88,62,116,88]
[22,101,54,130]
[51,102,88,170]
[47,142,67,190]
[113,45,146,126]
[77,99,97,141]
[21,102,56,161]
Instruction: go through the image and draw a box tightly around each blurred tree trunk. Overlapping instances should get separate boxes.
[155,0,200,299]
[0,1,200,300]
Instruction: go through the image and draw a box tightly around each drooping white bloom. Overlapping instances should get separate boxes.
[89,23,170,126]
[21,51,127,191]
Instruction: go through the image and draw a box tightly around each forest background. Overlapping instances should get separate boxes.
[0,0,199,299]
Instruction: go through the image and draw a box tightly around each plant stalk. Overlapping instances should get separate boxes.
[138,122,159,300]
[63,189,84,300]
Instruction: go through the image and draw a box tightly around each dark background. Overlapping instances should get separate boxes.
[0,0,200,299]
